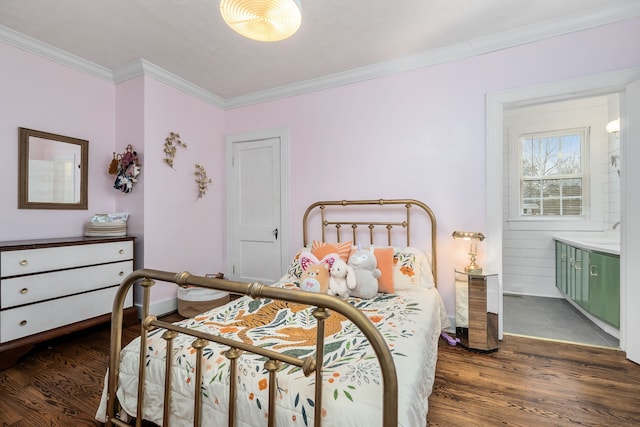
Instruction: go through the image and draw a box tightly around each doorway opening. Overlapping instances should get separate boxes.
[501,93,620,348]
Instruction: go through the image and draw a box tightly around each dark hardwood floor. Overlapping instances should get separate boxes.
[1,315,639,426]
[427,334,640,426]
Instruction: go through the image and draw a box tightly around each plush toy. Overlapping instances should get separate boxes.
[299,252,339,294]
[328,259,356,298]
[348,247,381,299]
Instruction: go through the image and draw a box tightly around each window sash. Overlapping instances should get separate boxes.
[519,128,588,217]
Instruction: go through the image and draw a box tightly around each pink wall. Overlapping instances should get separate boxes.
[0,43,116,240]
[225,17,640,309]
[1,17,639,315]
[115,76,146,268]
[139,78,226,303]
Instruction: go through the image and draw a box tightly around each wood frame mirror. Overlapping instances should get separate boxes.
[18,127,88,210]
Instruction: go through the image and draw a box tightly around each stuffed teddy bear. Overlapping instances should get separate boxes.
[348,247,381,299]
[328,259,356,298]
[299,252,339,294]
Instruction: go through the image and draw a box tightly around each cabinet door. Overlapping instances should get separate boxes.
[589,252,620,328]
[567,245,576,300]
[555,241,568,295]
[575,248,590,310]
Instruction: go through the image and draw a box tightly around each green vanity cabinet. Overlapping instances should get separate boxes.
[556,241,589,308]
[555,240,620,328]
[588,252,620,328]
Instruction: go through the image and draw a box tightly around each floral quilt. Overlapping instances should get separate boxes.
[97,281,444,427]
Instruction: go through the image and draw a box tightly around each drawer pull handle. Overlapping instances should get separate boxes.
[119,271,125,276]
[590,265,599,277]
[20,259,28,266]
[20,320,27,326]
[20,288,28,294]
[119,249,125,254]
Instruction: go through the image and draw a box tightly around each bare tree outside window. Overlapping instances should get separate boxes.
[520,129,587,216]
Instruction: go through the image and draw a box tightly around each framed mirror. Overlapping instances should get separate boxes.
[18,127,88,210]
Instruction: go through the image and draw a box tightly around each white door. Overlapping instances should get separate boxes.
[226,131,290,284]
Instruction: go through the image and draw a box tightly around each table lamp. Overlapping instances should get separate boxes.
[452,231,486,274]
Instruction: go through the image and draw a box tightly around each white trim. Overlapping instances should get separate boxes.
[487,66,640,355]
[225,5,640,109]
[113,59,225,107]
[0,24,113,82]
[3,3,640,108]
[225,128,291,279]
[622,79,640,364]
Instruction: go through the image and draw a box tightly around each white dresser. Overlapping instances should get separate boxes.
[0,236,136,369]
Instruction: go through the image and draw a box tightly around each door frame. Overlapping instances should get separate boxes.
[486,67,640,357]
[225,128,291,281]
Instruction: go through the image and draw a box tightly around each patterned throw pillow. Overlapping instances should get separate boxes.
[285,251,304,280]
[393,247,435,290]
[393,249,420,290]
[311,240,352,262]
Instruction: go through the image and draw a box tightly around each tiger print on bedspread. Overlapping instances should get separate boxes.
[135,281,432,426]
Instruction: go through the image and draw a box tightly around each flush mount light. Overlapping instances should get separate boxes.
[220,0,302,42]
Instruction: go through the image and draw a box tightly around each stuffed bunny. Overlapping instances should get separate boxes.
[328,259,356,298]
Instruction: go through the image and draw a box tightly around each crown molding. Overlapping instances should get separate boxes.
[112,59,225,108]
[2,2,640,111]
[225,4,640,109]
[0,24,113,83]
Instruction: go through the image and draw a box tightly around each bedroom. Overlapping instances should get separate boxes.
[1,1,640,425]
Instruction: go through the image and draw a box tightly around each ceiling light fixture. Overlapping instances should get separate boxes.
[220,0,302,42]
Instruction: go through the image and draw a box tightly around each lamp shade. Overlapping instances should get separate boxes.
[452,231,485,241]
[220,0,302,42]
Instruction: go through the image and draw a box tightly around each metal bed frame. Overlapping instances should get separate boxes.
[104,198,437,427]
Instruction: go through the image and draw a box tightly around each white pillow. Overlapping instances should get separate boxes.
[393,246,435,290]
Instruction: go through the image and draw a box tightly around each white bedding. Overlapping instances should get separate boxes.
[97,280,447,427]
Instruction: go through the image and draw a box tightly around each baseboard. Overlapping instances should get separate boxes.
[135,297,178,319]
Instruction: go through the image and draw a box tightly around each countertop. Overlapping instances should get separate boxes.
[553,233,620,255]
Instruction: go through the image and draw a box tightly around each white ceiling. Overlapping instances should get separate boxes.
[1,0,639,108]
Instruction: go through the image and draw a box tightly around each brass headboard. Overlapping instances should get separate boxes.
[302,199,438,285]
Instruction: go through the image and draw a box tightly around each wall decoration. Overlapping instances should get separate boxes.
[112,144,141,193]
[164,132,186,168]
[194,164,213,198]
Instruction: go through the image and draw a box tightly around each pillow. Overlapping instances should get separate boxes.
[311,240,352,262]
[392,246,435,290]
[393,248,420,290]
[373,246,395,293]
[285,250,304,280]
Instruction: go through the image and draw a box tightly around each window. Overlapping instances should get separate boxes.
[519,128,588,217]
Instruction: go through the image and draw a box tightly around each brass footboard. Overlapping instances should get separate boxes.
[105,269,398,427]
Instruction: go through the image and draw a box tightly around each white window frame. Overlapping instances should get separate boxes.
[505,102,607,233]
[518,127,589,218]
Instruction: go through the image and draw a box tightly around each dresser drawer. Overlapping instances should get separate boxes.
[1,261,133,309]
[1,241,133,277]
[1,286,133,343]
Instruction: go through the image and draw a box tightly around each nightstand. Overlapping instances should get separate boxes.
[455,269,499,352]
